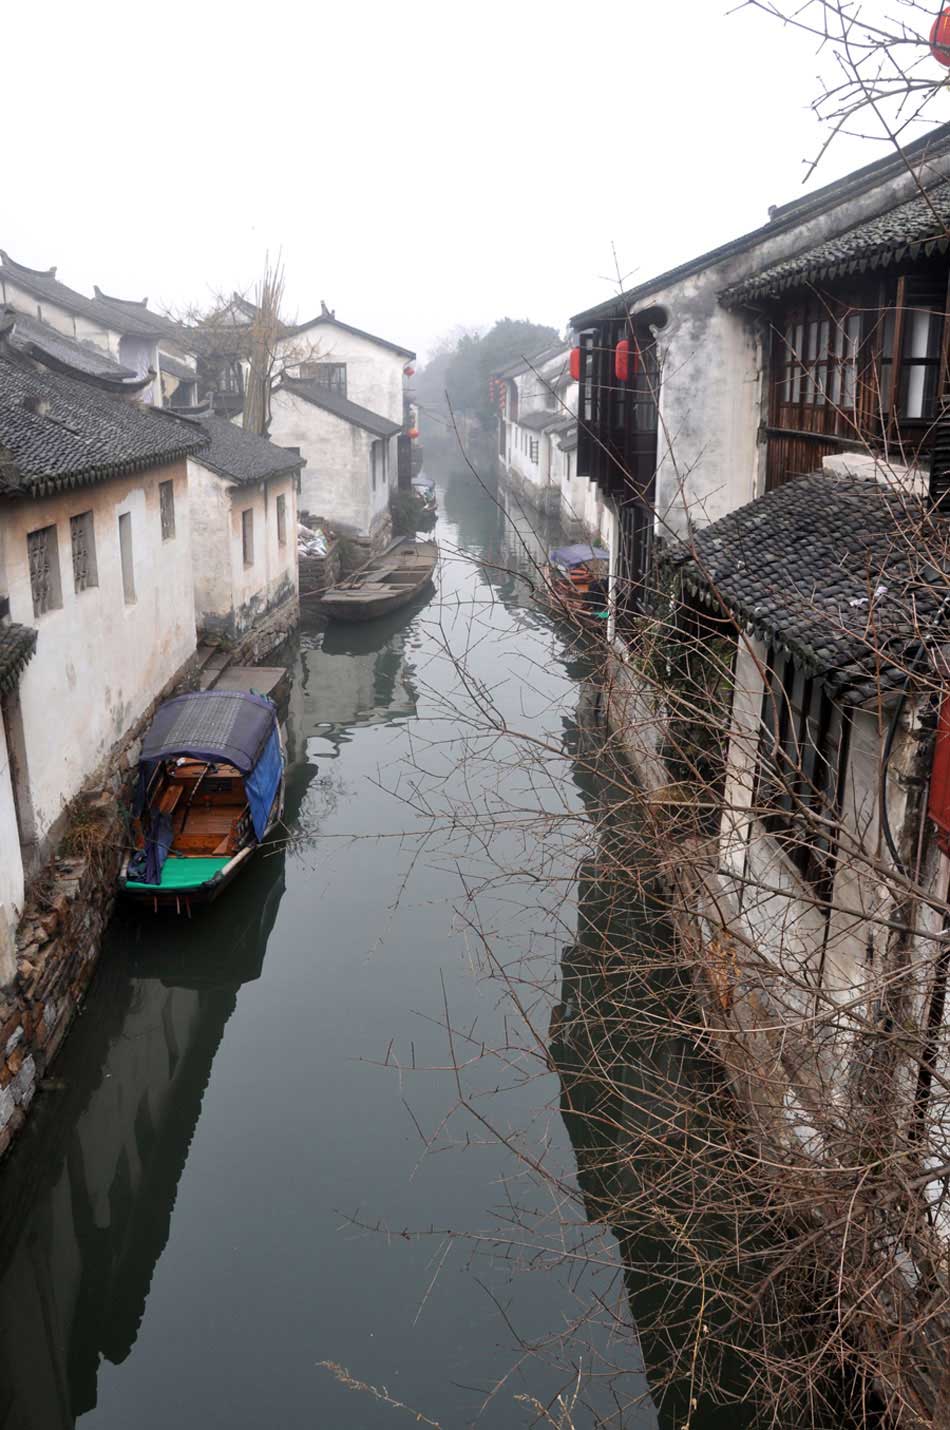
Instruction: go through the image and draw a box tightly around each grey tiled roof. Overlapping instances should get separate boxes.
[92,288,181,339]
[721,181,950,307]
[0,622,37,694]
[0,343,208,498]
[665,473,950,703]
[181,412,304,485]
[7,312,136,379]
[278,378,401,437]
[0,252,161,339]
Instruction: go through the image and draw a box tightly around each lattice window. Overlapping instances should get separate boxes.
[27,525,63,616]
[242,508,254,566]
[529,437,539,464]
[70,511,97,592]
[276,493,287,546]
[159,480,175,541]
[300,362,346,396]
[119,512,136,604]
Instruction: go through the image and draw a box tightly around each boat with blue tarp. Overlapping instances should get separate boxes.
[541,544,609,626]
[119,689,285,910]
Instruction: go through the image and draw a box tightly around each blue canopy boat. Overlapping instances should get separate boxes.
[119,689,285,910]
[542,544,610,625]
[411,473,437,514]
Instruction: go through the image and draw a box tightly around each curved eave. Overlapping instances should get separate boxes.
[720,233,950,310]
[1,440,208,501]
[0,623,37,695]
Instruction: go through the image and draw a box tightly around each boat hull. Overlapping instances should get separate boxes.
[321,537,438,623]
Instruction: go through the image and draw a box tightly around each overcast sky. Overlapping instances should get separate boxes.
[3,1,941,360]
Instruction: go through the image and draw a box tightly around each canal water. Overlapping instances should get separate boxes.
[0,441,671,1428]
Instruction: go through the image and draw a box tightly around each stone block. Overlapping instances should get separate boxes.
[0,1083,14,1128]
[13,1056,36,1108]
[4,1027,23,1057]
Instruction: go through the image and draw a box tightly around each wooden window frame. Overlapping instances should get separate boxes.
[241,508,254,567]
[757,646,850,897]
[70,511,98,593]
[27,524,63,616]
[276,493,287,547]
[159,480,175,542]
[118,512,136,605]
[300,362,347,396]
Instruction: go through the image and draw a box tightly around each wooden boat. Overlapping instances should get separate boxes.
[540,544,609,628]
[321,535,438,622]
[119,689,285,910]
[411,474,437,514]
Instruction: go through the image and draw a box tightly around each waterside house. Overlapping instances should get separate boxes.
[178,410,303,653]
[564,120,950,1416]
[0,332,208,982]
[268,306,415,547]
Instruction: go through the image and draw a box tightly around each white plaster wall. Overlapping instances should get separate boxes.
[280,323,407,425]
[3,462,196,845]
[507,421,546,492]
[0,277,121,359]
[189,461,299,638]
[269,390,382,539]
[187,459,232,629]
[0,700,25,982]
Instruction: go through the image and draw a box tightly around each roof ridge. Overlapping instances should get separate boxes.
[0,250,56,279]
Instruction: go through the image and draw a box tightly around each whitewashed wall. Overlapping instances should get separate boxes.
[187,462,298,640]
[280,323,407,425]
[0,276,121,359]
[0,703,24,982]
[269,390,388,540]
[0,462,196,853]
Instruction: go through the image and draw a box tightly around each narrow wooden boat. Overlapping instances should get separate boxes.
[540,544,609,628]
[411,474,437,514]
[321,536,438,622]
[119,689,285,910]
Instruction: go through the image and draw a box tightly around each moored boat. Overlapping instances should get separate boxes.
[411,473,437,514]
[321,535,438,622]
[119,689,285,910]
[540,544,609,626]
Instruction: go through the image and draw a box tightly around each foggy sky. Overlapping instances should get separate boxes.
[3,1,935,360]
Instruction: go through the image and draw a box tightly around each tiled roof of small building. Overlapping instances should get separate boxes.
[0,343,208,498]
[7,312,136,379]
[181,412,303,485]
[0,622,37,694]
[289,311,415,359]
[278,378,401,437]
[92,288,181,340]
[721,181,950,307]
[0,252,163,339]
[518,408,563,431]
[665,473,950,703]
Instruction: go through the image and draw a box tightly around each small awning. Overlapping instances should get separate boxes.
[140,690,276,772]
[550,544,608,567]
[518,409,561,432]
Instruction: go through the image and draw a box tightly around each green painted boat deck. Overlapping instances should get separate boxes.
[126,856,230,892]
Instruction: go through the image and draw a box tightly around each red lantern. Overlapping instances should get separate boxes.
[404,365,415,376]
[408,427,420,439]
[569,347,581,381]
[931,9,950,65]
[614,338,640,382]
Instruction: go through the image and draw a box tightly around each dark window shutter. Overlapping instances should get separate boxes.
[929,413,950,511]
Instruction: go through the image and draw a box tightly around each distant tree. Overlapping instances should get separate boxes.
[418,318,561,429]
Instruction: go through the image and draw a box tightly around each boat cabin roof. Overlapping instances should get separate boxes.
[140,690,277,772]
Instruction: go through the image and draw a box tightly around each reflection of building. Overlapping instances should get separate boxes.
[288,614,420,759]
[550,823,755,1429]
[0,752,310,1430]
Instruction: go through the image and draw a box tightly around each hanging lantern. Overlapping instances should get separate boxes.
[404,364,415,377]
[408,427,420,439]
[615,339,630,382]
[931,9,950,66]
[569,347,581,381]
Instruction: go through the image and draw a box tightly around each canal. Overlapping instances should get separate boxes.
[0,439,693,1428]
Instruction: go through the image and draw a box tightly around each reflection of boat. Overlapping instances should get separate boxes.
[540,544,609,626]
[411,473,437,514]
[321,536,438,622]
[119,690,285,908]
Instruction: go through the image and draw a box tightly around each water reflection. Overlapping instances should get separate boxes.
[0,837,291,1430]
